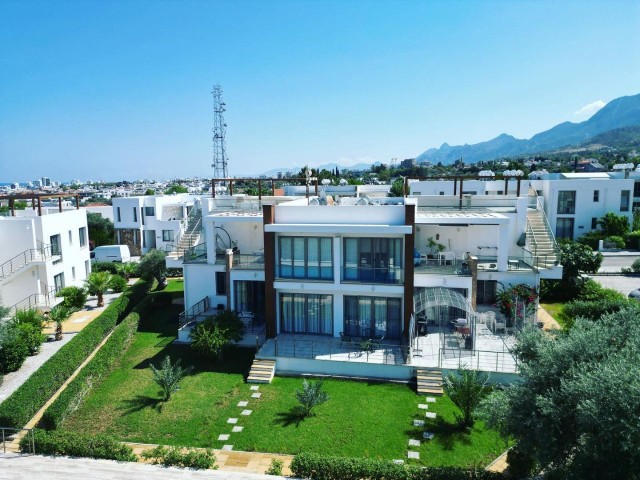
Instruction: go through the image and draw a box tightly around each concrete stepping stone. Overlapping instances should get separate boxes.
[237,401,249,407]
[407,451,420,460]
[241,409,252,416]
[227,418,238,424]
[426,397,437,403]
[423,431,435,440]
[418,404,429,410]
[425,412,437,419]
[232,426,244,433]
[217,434,230,441]
[408,439,421,447]
[413,419,425,427]
[221,445,234,451]
[393,459,405,465]
[251,393,262,398]
[250,386,259,391]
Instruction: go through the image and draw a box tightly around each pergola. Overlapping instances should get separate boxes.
[0,193,80,216]
[210,177,319,199]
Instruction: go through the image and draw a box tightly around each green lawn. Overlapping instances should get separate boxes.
[63,281,507,467]
[540,302,563,320]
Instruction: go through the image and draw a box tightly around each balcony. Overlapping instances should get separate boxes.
[341,266,404,285]
[276,265,333,281]
[414,259,469,276]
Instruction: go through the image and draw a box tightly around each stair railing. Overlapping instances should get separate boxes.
[0,243,52,280]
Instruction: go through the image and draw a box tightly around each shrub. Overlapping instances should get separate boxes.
[265,458,284,476]
[0,280,150,428]
[295,379,329,417]
[166,267,183,278]
[13,309,45,329]
[110,274,128,293]
[39,308,142,430]
[576,230,603,250]
[506,445,536,479]
[561,299,638,327]
[0,323,30,374]
[603,235,625,249]
[141,445,217,469]
[576,278,625,302]
[290,452,506,480]
[625,230,640,249]
[150,355,192,401]
[85,271,113,307]
[190,310,245,361]
[56,286,88,310]
[148,291,173,311]
[631,258,640,273]
[443,367,491,428]
[21,429,136,462]
[17,322,45,356]
[91,261,119,274]
[116,262,138,279]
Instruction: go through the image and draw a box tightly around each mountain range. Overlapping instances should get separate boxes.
[415,93,640,164]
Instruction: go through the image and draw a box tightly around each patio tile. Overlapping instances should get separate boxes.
[425,412,437,419]
[423,431,435,440]
[426,397,437,403]
[241,409,252,416]
[407,451,420,460]
[227,418,238,424]
[232,426,244,433]
[251,393,262,398]
[237,401,249,407]
[250,385,259,391]
[393,459,405,465]
[218,434,230,441]
[418,403,429,410]
[222,445,234,451]
[408,439,421,447]
[413,419,425,427]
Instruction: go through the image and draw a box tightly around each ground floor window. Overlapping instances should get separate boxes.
[53,272,65,292]
[234,281,265,321]
[556,217,574,240]
[216,272,226,296]
[280,293,333,335]
[343,296,402,339]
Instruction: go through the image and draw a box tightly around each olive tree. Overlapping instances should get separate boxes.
[137,249,167,289]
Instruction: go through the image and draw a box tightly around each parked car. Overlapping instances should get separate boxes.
[90,245,131,263]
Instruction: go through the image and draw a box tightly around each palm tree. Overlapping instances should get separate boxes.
[85,271,113,307]
[48,305,76,341]
[444,367,492,428]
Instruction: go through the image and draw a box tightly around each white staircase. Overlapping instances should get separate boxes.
[166,210,202,264]
[247,359,276,384]
[526,190,561,270]
[415,368,443,396]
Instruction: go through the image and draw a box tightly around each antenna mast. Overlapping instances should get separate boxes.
[211,85,229,179]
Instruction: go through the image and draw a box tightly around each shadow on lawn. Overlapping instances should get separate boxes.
[120,394,165,414]
[273,406,308,428]
[406,417,472,451]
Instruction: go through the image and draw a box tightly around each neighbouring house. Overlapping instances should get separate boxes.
[0,193,91,314]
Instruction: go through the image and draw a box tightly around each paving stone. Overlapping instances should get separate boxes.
[426,397,437,403]
[418,403,429,410]
[227,418,238,424]
[251,393,262,398]
[423,431,435,440]
[413,419,425,427]
[221,445,234,451]
[393,459,405,465]
[425,412,437,419]
[232,426,244,433]
[407,451,420,460]
[217,434,230,441]
[408,439,421,447]
[241,409,252,416]
[237,401,249,407]
[250,385,259,391]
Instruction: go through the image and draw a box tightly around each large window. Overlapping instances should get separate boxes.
[343,296,402,339]
[620,190,630,212]
[162,230,174,241]
[556,218,574,240]
[280,293,333,335]
[278,237,332,280]
[49,234,61,256]
[53,273,65,292]
[477,281,497,304]
[343,237,403,284]
[145,206,155,216]
[234,281,265,321]
[557,191,576,214]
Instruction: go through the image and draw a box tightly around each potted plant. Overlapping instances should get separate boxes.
[426,236,446,258]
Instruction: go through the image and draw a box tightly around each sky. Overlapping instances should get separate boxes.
[1,0,639,182]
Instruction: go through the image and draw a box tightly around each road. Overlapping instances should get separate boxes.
[599,254,640,273]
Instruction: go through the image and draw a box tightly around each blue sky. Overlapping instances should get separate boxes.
[1,0,639,182]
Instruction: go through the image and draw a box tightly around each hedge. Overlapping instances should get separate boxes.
[0,280,150,428]
[21,429,136,462]
[39,305,143,430]
[290,453,506,480]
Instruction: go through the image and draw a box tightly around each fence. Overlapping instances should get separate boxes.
[0,427,35,454]
[439,347,518,373]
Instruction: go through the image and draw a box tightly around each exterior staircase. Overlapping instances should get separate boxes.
[526,189,561,270]
[415,368,444,396]
[166,209,202,263]
[247,359,276,384]
[0,243,52,284]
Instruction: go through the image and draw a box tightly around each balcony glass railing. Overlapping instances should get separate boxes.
[276,265,333,281]
[341,266,404,285]
[183,243,207,264]
[234,254,265,270]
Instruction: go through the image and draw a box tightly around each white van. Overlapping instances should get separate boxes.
[90,245,131,263]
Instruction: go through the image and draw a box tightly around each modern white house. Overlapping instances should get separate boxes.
[0,194,91,314]
[177,183,562,380]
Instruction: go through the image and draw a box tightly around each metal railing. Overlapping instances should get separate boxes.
[0,242,52,280]
[1,427,35,454]
[526,193,561,266]
[271,336,405,365]
[182,242,208,264]
[8,285,58,315]
[438,347,518,373]
[341,266,404,285]
[275,265,333,281]
[178,296,210,328]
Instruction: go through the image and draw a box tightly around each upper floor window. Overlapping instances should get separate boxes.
[593,190,599,202]
[343,237,403,284]
[621,190,630,212]
[145,206,155,216]
[117,207,121,222]
[68,230,73,245]
[79,227,87,247]
[557,191,576,214]
[634,182,640,198]
[133,207,138,222]
[278,236,333,280]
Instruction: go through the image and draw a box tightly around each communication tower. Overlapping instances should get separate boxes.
[211,85,229,179]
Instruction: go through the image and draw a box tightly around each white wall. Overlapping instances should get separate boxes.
[183,263,217,310]
[275,205,406,226]
[0,217,37,263]
[409,179,530,196]
[84,206,114,222]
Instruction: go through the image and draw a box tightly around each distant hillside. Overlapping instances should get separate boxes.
[580,125,640,149]
[416,93,640,164]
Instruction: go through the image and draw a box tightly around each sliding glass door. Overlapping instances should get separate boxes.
[280,293,333,335]
[343,296,402,339]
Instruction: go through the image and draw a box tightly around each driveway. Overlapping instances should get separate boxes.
[586,274,640,297]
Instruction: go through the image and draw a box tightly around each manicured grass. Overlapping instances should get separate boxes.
[163,278,184,294]
[540,302,563,321]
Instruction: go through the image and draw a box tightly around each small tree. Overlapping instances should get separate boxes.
[190,310,245,361]
[597,212,629,238]
[85,271,113,307]
[150,355,192,401]
[560,241,603,283]
[55,286,88,309]
[295,379,329,417]
[443,367,491,428]
[138,250,167,289]
[390,177,405,197]
[48,305,76,341]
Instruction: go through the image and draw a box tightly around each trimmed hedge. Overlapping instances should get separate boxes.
[39,305,143,430]
[290,453,506,480]
[21,429,136,462]
[141,445,217,469]
[0,280,150,428]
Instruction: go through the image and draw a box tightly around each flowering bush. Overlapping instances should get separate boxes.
[495,284,538,324]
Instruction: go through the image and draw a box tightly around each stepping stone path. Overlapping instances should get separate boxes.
[216,384,262,451]
[250,386,260,391]
[408,439,420,447]
[222,445,234,451]
[238,401,248,407]
[425,412,437,419]
[426,397,437,403]
[218,434,230,441]
[423,432,435,440]
[227,418,238,424]
[241,409,252,416]
[393,459,405,465]
[251,393,262,398]
[413,419,425,427]
[232,426,244,433]
[418,404,429,410]
[407,451,420,460]
[408,384,439,460]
